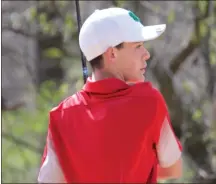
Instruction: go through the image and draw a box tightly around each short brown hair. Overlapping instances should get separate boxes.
[89,43,124,70]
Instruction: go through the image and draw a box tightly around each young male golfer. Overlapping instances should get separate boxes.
[38,7,182,183]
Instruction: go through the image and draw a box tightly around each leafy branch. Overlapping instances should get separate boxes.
[2,131,43,154]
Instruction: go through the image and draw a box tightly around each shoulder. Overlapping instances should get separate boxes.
[132,81,167,107]
[128,82,168,127]
[140,82,169,120]
[133,81,169,126]
[49,92,84,121]
[51,92,83,111]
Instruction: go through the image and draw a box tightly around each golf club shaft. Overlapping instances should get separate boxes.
[75,0,88,84]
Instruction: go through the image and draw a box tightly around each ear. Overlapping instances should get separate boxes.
[104,47,117,61]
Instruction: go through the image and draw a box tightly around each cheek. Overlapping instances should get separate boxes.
[118,51,140,71]
[119,52,132,67]
[126,59,140,74]
[130,53,142,69]
[125,56,135,69]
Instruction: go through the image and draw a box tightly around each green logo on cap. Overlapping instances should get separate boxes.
[128,11,140,22]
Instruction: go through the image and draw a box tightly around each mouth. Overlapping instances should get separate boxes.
[140,68,146,73]
[141,63,147,71]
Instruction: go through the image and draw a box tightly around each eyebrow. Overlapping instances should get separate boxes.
[133,42,141,44]
[133,42,144,46]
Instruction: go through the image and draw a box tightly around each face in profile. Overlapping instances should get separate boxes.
[113,42,150,83]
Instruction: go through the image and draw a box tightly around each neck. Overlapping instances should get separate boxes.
[91,68,125,82]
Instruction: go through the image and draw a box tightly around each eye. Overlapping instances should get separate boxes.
[136,44,143,48]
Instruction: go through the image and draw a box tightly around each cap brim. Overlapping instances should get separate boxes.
[141,24,166,41]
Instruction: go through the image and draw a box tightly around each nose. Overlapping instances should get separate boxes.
[143,48,150,61]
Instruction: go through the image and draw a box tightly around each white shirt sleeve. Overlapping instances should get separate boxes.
[156,116,182,168]
[37,136,66,183]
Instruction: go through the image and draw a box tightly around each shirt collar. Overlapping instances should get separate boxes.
[82,77,130,94]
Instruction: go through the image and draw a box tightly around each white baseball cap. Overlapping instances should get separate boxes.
[79,7,166,61]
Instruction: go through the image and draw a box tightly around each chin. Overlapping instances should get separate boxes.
[126,76,145,83]
[137,75,145,82]
[139,77,145,82]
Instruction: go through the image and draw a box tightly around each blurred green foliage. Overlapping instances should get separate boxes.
[167,10,175,24]
[43,47,64,59]
[2,81,69,182]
